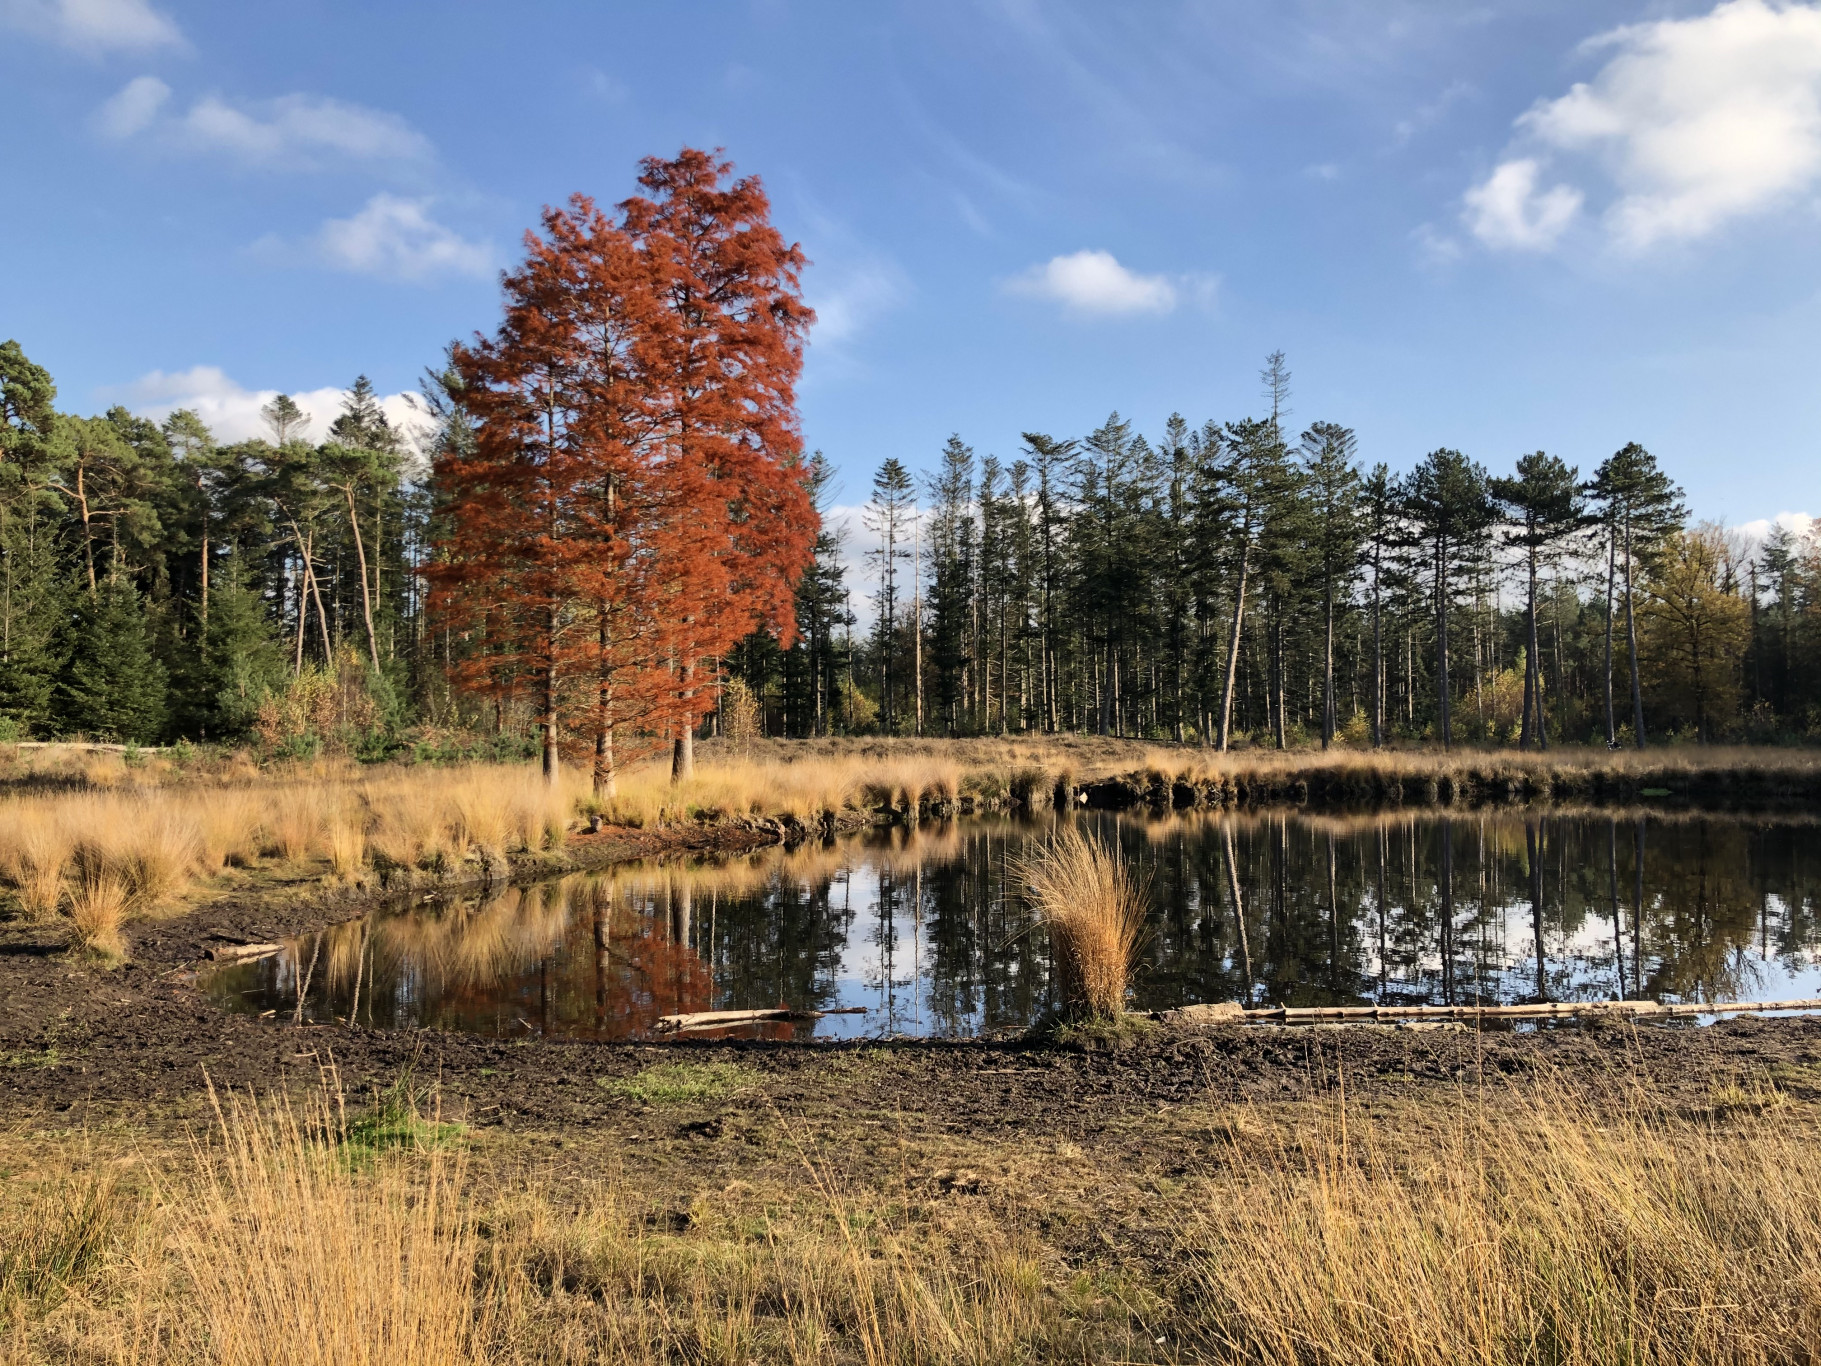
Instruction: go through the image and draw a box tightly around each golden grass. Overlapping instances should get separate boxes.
[0,810,72,919]
[1019,826,1149,1021]
[1180,1081,1821,1365]
[65,871,129,960]
[175,1082,482,1366]
[3,1076,1817,1364]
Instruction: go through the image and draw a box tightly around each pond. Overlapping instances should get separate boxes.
[207,811,1821,1040]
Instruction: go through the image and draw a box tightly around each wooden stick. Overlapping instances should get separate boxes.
[653,1006,867,1034]
[206,942,284,963]
[1237,998,1821,1024]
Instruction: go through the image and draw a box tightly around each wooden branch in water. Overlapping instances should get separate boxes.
[1235,998,1821,1024]
[653,1006,868,1034]
[205,942,283,963]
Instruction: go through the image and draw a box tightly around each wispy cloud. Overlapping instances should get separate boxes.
[96,79,434,170]
[1466,0,1821,252]
[1,0,181,53]
[1003,249,1184,316]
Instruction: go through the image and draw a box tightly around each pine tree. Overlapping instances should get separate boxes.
[1403,449,1494,749]
[1300,422,1363,748]
[865,458,915,733]
[1588,444,1685,747]
[53,580,167,742]
[1491,453,1584,749]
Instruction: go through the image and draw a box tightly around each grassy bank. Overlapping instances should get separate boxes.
[6,736,1820,960]
[2,1065,1816,1364]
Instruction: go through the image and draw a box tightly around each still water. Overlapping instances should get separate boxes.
[208,812,1821,1040]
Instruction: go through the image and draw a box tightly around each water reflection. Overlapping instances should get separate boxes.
[209,812,1821,1039]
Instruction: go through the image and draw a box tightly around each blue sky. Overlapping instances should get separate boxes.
[3,0,1818,539]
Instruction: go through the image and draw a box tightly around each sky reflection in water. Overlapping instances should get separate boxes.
[209,812,1821,1040]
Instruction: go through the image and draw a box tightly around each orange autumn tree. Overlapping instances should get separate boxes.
[428,150,816,792]
[624,149,817,781]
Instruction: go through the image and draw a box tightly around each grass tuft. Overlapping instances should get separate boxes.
[1020,827,1149,1022]
[601,1062,760,1106]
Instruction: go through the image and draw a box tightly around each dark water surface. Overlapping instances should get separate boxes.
[208,812,1821,1040]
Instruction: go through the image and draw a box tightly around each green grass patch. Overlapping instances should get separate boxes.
[343,1072,464,1154]
[0,1048,61,1070]
[599,1062,759,1106]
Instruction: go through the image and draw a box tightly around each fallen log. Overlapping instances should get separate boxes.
[1236,998,1821,1024]
[205,942,284,963]
[653,1006,868,1034]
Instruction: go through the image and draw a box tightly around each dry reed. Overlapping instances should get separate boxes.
[174,1081,482,1366]
[66,871,129,960]
[1179,1080,1821,1365]
[1019,826,1149,1021]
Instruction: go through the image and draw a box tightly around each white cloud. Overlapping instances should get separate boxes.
[1470,0,1821,251]
[808,260,909,345]
[309,195,491,281]
[1732,510,1815,545]
[1,0,180,52]
[96,82,433,169]
[1463,157,1583,250]
[93,73,168,137]
[117,366,429,446]
[1004,249,1178,315]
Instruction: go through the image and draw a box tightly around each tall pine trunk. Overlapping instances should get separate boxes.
[1434,535,1452,749]
[1624,511,1646,747]
[1602,526,1618,746]
[1217,549,1250,751]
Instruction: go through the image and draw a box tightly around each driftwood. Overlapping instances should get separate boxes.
[653,1006,867,1034]
[1236,998,1821,1024]
[205,942,284,963]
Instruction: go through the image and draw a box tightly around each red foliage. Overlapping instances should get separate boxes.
[427,150,816,789]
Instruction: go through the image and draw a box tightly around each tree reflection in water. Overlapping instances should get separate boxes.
[210,811,1821,1038]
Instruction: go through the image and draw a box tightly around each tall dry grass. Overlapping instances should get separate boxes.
[1019,826,1149,1021]
[0,766,595,952]
[174,1082,482,1366]
[4,1077,1818,1364]
[1180,1081,1821,1365]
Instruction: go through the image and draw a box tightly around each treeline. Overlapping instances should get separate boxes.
[0,340,439,755]
[734,353,1808,748]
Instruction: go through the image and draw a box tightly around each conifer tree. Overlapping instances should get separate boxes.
[53,579,167,742]
[1588,444,1685,747]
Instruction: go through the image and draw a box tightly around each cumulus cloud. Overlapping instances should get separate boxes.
[308,195,491,281]
[1,0,181,53]
[1463,157,1584,250]
[96,80,433,169]
[1468,0,1821,251]
[1732,510,1816,544]
[116,366,428,445]
[1004,249,1179,315]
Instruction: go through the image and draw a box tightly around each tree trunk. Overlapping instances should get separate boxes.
[1521,542,1540,750]
[1321,581,1336,749]
[542,604,560,788]
[1624,512,1645,747]
[1602,526,1618,745]
[1217,550,1250,751]
[1434,537,1452,748]
[342,483,382,673]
